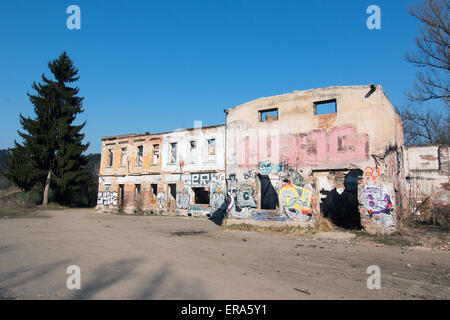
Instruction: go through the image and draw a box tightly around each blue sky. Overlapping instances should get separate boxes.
[0,0,430,153]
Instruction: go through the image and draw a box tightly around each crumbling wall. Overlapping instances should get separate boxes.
[224,85,404,232]
[403,145,450,227]
[97,133,164,214]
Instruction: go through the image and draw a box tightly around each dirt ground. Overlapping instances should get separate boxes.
[0,208,449,300]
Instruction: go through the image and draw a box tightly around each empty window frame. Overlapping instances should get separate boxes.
[188,140,196,162]
[137,146,143,166]
[169,143,177,164]
[135,184,141,202]
[151,184,158,199]
[314,99,337,115]
[207,138,216,155]
[121,148,127,166]
[259,108,278,122]
[108,149,114,167]
[192,187,210,205]
[152,144,159,165]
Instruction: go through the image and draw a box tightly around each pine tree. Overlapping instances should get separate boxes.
[6,52,89,205]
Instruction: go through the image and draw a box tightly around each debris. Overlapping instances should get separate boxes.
[406,263,413,269]
[376,244,384,247]
[294,288,311,295]
[242,238,247,242]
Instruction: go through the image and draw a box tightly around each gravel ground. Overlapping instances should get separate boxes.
[0,208,449,300]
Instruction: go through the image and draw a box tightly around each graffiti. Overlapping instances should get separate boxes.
[228,174,237,182]
[211,192,226,211]
[182,172,225,187]
[176,192,190,209]
[227,190,248,218]
[227,191,235,212]
[258,161,273,174]
[243,170,256,180]
[229,207,253,219]
[279,182,312,220]
[236,189,257,208]
[97,191,118,206]
[375,213,394,228]
[278,160,305,186]
[364,166,381,182]
[157,192,165,209]
[253,211,289,222]
[359,187,393,215]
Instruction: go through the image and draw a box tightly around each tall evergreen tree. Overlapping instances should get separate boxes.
[6,52,89,205]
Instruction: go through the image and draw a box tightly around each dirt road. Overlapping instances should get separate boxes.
[0,209,448,299]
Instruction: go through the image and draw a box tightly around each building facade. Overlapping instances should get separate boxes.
[96,85,448,233]
[97,125,226,217]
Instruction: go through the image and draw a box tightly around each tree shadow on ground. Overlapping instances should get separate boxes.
[0,259,71,297]
[71,258,208,300]
[132,264,208,299]
[71,257,142,299]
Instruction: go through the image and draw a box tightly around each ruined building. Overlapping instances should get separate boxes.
[97,85,449,233]
[98,125,225,217]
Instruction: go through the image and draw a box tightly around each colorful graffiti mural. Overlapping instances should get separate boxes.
[359,186,393,215]
[279,182,312,220]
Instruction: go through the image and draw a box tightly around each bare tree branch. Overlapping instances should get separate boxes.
[406,0,450,106]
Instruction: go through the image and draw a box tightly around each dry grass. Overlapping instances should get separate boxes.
[222,216,334,236]
[0,187,67,218]
[353,230,420,247]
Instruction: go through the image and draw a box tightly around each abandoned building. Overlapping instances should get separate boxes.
[97,124,225,217]
[97,85,449,233]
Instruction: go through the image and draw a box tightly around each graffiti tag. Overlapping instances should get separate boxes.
[176,192,190,209]
[97,191,118,206]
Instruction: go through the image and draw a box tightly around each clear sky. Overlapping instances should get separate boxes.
[0,0,431,154]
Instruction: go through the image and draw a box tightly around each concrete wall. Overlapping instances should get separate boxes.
[225,85,404,233]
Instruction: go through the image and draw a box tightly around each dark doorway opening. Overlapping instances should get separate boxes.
[119,184,124,212]
[259,174,279,210]
[135,184,141,212]
[169,184,177,200]
[151,184,157,199]
[322,169,363,230]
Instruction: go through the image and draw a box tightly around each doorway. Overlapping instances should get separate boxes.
[259,175,278,210]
